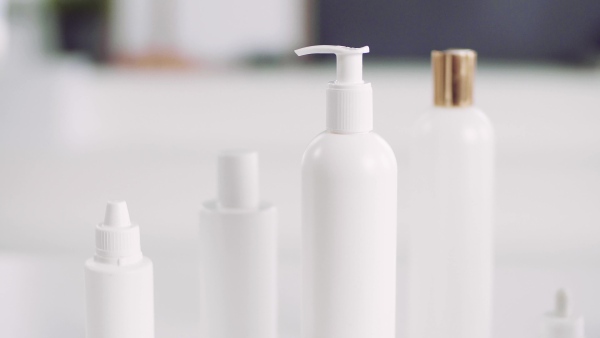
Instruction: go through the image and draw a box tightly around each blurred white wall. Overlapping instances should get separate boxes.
[110,0,305,62]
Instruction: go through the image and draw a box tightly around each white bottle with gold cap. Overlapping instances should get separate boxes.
[407,50,494,338]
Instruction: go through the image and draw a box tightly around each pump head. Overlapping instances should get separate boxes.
[295,45,369,85]
[295,45,373,133]
[95,200,142,263]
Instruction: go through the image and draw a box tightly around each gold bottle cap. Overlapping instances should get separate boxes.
[432,49,477,107]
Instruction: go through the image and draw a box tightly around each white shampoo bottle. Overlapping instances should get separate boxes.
[407,50,494,338]
[296,45,398,338]
[199,150,277,338]
[85,200,154,338]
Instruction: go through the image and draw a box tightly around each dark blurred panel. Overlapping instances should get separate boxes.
[52,0,109,62]
[317,0,600,62]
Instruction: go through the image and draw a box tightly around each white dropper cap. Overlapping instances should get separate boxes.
[95,200,142,264]
[541,289,585,338]
[217,149,259,210]
[295,45,372,133]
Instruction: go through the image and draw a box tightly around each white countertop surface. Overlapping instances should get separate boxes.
[0,60,599,337]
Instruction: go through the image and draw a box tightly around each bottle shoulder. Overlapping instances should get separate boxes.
[85,256,153,274]
[411,106,494,141]
[302,131,397,173]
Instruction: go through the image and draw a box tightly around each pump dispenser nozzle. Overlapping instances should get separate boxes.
[295,45,373,133]
[295,45,369,85]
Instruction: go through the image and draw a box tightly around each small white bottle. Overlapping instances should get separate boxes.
[296,45,398,338]
[199,150,277,338]
[541,289,585,338]
[407,50,494,338]
[85,200,154,338]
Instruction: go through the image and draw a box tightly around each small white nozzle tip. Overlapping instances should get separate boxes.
[103,200,131,227]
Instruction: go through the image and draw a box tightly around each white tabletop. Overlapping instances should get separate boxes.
[0,60,599,337]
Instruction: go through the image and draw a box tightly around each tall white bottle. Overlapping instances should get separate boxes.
[199,150,277,338]
[85,200,154,338]
[407,50,494,338]
[297,45,397,338]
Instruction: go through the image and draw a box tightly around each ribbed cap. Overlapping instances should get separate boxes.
[95,200,142,264]
[326,83,373,133]
[432,49,477,107]
[217,150,259,210]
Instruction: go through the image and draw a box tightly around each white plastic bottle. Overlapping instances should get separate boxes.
[540,289,585,338]
[407,49,494,338]
[85,200,154,338]
[199,150,277,338]
[296,45,398,338]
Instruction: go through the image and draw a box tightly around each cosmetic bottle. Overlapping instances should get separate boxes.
[199,150,277,338]
[407,49,494,338]
[296,45,397,338]
[541,289,585,338]
[85,200,154,338]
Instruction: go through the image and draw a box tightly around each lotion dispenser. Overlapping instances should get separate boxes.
[407,49,494,338]
[296,45,398,338]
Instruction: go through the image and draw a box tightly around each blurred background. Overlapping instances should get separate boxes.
[0,0,599,337]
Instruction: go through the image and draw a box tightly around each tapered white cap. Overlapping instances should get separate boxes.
[103,200,131,227]
[295,45,373,133]
[95,200,142,264]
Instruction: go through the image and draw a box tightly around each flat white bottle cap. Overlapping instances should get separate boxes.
[295,45,373,133]
[217,149,260,210]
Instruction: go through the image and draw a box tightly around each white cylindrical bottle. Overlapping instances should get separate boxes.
[540,289,585,338]
[407,50,494,338]
[297,45,398,338]
[199,150,277,338]
[85,200,154,338]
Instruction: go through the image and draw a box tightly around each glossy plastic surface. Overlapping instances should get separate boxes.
[408,106,494,338]
[302,130,397,338]
[84,257,154,338]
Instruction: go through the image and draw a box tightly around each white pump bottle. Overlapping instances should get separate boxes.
[297,45,397,338]
[407,50,494,338]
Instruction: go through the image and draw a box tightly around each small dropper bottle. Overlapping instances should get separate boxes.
[199,150,278,338]
[541,289,585,338]
[84,200,154,338]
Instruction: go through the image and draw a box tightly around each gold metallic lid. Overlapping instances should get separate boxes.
[432,49,477,107]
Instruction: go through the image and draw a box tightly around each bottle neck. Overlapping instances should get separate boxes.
[326,82,373,133]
